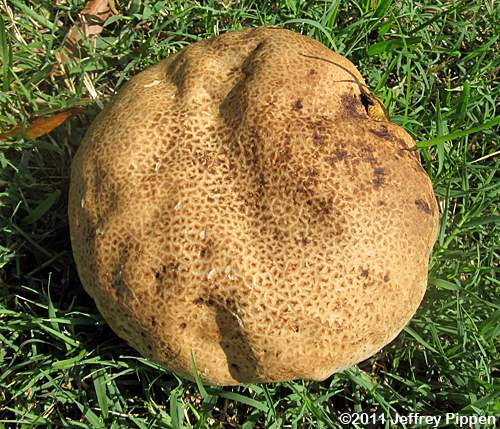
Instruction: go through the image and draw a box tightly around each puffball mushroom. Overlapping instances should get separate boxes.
[69,27,439,385]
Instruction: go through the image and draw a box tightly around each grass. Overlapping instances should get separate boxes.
[0,0,498,427]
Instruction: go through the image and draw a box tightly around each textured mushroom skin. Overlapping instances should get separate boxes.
[69,28,439,385]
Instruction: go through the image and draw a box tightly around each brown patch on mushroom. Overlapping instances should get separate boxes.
[341,94,365,118]
[334,150,348,161]
[311,131,325,146]
[415,198,433,215]
[305,167,318,178]
[372,167,386,189]
[200,239,214,259]
[292,99,303,111]
[369,125,392,139]
[360,144,377,164]
[325,149,349,166]
[309,195,334,217]
[276,146,292,164]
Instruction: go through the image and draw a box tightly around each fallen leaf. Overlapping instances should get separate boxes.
[0,107,84,141]
[79,0,112,38]
[53,0,113,73]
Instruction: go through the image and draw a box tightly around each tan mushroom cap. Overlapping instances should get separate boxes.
[68,27,439,385]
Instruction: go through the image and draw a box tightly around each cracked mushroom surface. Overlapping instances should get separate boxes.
[68,27,439,385]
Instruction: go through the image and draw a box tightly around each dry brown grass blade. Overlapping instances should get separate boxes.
[0,108,84,141]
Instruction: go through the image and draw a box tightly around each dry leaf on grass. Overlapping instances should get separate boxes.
[54,0,114,71]
[0,108,84,141]
[71,0,112,41]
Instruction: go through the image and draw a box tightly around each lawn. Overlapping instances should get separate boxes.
[0,0,498,427]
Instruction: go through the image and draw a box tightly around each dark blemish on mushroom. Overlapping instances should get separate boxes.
[293,325,300,333]
[151,316,157,327]
[415,198,433,215]
[334,222,343,236]
[257,171,266,188]
[309,68,316,75]
[369,125,391,139]
[303,171,318,189]
[334,150,348,161]
[156,261,179,282]
[292,99,303,111]
[325,149,348,167]
[193,297,204,305]
[383,273,390,283]
[308,196,333,217]
[397,138,420,161]
[312,131,324,146]
[360,144,376,164]
[318,197,332,216]
[373,167,386,189]
[179,322,187,329]
[341,94,364,118]
[360,269,369,278]
[272,227,284,242]
[277,147,292,163]
[224,297,237,310]
[324,156,336,167]
[306,167,318,177]
[241,138,259,167]
[154,264,167,280]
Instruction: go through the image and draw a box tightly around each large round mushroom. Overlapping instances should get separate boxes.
[68,27,439,385]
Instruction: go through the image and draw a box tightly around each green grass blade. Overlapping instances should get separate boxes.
[417,116,500,147]
[22,190,61,225]
[92,370,110,419]
[190,351,210,402]
[374,0,394,18]
[9,0,57,32]
[454,80,470,125]
[0,15,12,91]
[206,388,268,412]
